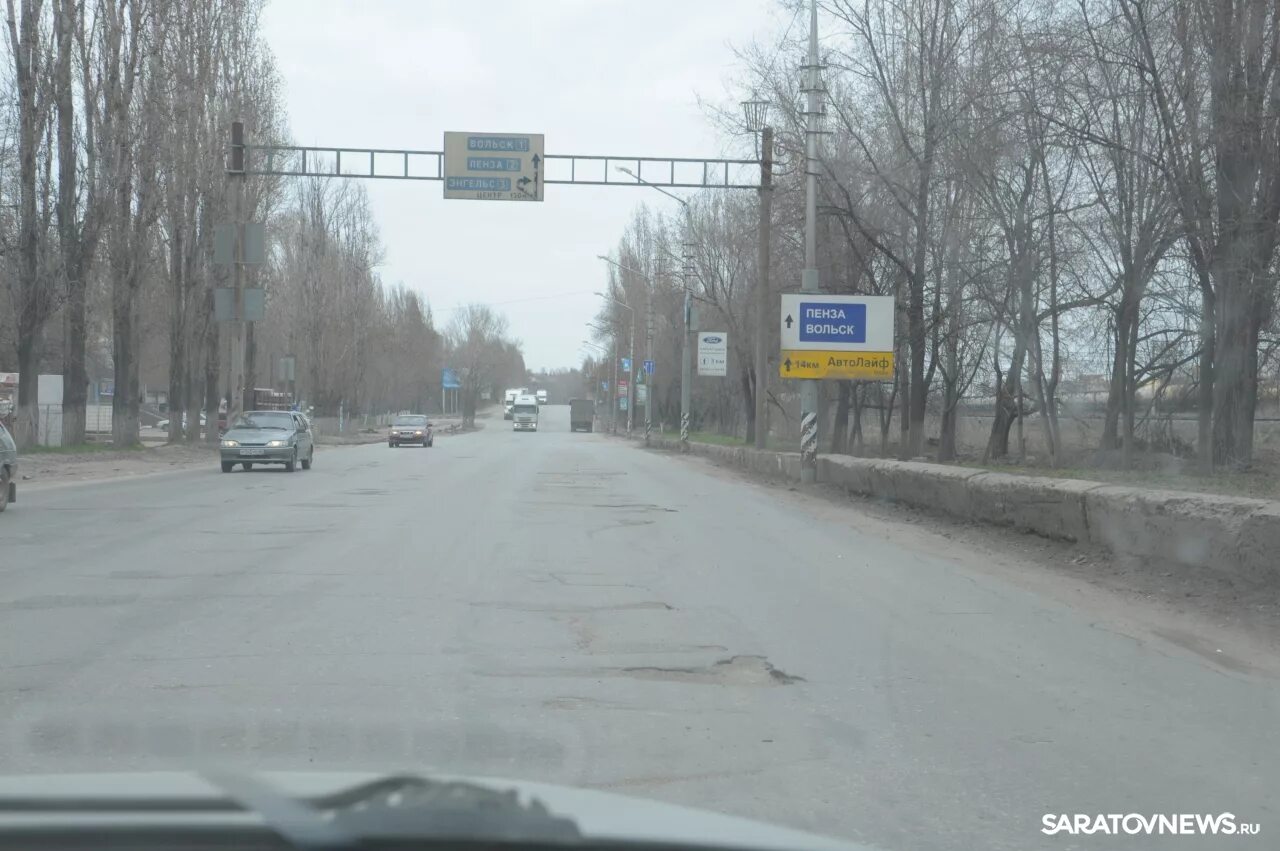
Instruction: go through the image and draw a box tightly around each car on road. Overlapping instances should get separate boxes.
[219,410,315,473]
[388,414,433,448]
[0,420,16,512]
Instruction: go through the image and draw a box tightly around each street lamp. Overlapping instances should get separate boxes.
[614,166,696,452]
[594,289,636,438]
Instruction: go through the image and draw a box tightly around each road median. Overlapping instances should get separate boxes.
[643,436,1279,587]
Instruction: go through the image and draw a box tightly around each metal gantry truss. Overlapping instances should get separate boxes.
[239,144,764,191]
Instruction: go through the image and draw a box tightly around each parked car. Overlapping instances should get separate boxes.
[0,420,16,512]
[155,412,207,431]
[219,410,315,473]
[388,414,433,448]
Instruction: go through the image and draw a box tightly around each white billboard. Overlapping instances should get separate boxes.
[697,331,728,377]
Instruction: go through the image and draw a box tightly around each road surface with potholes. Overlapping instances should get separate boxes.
[1,404,1275,850]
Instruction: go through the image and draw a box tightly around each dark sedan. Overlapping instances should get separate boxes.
[220,410,315,472]
[388,414,433,448]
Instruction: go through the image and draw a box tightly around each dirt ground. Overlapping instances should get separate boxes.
[15,443,218,487]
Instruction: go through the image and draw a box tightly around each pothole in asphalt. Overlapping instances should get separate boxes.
[619,655,804,686]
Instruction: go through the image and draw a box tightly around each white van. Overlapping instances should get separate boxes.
[511,394,539,432]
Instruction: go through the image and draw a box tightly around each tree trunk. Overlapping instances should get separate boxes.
[1121,307,1140,467]
[243,320,257,412]
[1195,290,1214,472]
[986,342,1027,461]
[897,341,911,460]
[850,383,864,455]
[938,380,960,462]
[907,270,927,457]
[204,296,221,445]
[9,0,45,449]
[741,364,756,444]
[111,291,140,446]
[1211,284,1257,468]
[830,380,850,454]
[56,0,88,447]
[1101,305,1128,450]
[167,223,186,443]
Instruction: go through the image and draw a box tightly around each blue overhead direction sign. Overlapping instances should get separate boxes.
[780,294,894,352]
[446,176,511,192]
[444,132,544,201]
[467,136,531,152]
[467,157,522,172]
[798,301,867,345]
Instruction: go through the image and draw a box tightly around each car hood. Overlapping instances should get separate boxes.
[0,771,874,851]
[222,426,293,441]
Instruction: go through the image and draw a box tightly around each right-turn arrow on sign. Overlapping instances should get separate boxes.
[779,294,895,380]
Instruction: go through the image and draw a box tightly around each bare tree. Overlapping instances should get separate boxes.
[4,0,53,448]
[446,303,518,427]
[1121,0,1280,469]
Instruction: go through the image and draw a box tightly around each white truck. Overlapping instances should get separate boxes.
[503,389,519,420]
[511,394,539,432]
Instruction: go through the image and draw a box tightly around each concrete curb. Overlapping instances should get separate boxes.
[645,437,1279,585]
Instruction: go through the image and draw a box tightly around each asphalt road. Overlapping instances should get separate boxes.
[1,404,1275,850]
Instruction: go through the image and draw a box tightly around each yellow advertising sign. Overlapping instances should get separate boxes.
[779,350,894,380]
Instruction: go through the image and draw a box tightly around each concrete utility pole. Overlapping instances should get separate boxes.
[755,125,773,450]
[645,298,654,445]
[611,336,619,433]
[228,121,246,432]
[800,0,822,483]
[681,237,694,450]
[626,316,635,437]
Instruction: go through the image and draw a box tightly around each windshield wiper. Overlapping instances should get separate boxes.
[0,773,586,851]
[208,772,584,849]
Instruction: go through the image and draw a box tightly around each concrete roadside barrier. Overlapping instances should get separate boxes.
[643,436,1278,585]
[966,472,1095,541]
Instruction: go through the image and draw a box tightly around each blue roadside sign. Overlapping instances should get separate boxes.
[643,359,655,375]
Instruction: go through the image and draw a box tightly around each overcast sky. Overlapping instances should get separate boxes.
[260,0,786,372]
